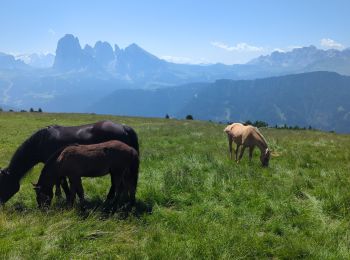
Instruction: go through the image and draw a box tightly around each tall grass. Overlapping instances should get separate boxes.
[0,112,350,258]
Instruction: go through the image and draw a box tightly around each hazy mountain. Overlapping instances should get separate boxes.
[114,43,167,80]
[88,82,209,117]
[15,53,55,68]
[83,41,115,69]
[2,34,350,80]
[90,72,350,133]
[53,34,101,72]
[94,41,115,67]
[179,71,350,132]
[0,52,29,70]
[1,34,350,131]
[249,46,350,75]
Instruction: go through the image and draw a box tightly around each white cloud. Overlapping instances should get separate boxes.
[272,46,303,53]
[320,38,344,50]
[48,28,56,36]
[14,53,32,64]
[287,45,303,50]
[211,41,264,52]
[272,48,286,53]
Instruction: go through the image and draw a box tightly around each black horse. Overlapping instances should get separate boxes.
[0,120,139,204]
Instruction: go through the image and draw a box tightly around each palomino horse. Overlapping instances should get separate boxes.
[224,123,270,166]
[0,120,139,204]
[33,140,139,208]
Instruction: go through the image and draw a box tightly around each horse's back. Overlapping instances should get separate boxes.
[225,123,246,136]
[60,140,134,163]
[225,123,261,146]
[48,120,139,153]
[91,121,139,153]
[57,140,137,177]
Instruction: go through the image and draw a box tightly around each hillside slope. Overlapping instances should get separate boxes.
[91,72,350,132]
[0,112,350,258]
[179,71,350,132]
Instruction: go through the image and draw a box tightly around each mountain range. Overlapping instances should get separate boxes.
[89,71,350,133]
[0,34,350,132]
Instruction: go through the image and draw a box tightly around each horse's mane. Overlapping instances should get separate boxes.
[38,145,67,186]
[254,127,268,148]
[9,127,51,179]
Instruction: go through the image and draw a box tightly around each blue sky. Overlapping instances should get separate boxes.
[1,0,349,64]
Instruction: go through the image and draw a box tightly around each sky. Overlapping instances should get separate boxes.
[0,0,349,64]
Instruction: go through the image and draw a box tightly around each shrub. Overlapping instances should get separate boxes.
[244,120,253,126]
[186,115,194,120]
[254,120,268,128]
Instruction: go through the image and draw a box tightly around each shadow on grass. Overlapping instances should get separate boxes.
[75,198,153,219]
[2,197,153,220]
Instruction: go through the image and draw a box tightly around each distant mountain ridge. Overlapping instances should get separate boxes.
[51,35,350,83]
[178,71,350,132]
[249,46,350,75]
[50,34,237,86]
[15,53,54,68]
[6,34,349,82]
[2,34,350,83]
[0,52,29,70]
[90,71,350,133]
[1,34,350,133]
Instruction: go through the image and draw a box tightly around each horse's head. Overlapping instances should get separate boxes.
[260,148,271,167]
[33,183,53,208]
[0,168,20,204]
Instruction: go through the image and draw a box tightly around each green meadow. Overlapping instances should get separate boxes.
[0,112,350,259]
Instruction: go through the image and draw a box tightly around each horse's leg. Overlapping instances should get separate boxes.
[228,135,233,160]
[118,168,134,211]
[113,171,123,202]
[249,146,254,162]
[108,170,124,212]
[60,177,70,201]
[75,178,85,203]
[126,171,137,207]
[55,178,62,198]
[238,146,246,162]
[68,177,78,206]
[235,144,240,162]
[125,158,139,211]
[106,174,116,202]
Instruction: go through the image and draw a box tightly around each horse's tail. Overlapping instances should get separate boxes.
[124,125,140,155]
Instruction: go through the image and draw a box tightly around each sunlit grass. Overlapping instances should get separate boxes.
[0,112,350,258]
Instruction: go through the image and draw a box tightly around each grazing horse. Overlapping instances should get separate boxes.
[224,123,270,166]
[34,140,139,208]
[0,120,139,204]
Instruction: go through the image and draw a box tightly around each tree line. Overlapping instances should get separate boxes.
[0,107,43,113]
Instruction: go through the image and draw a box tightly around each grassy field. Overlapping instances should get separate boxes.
[0,112,350,259]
